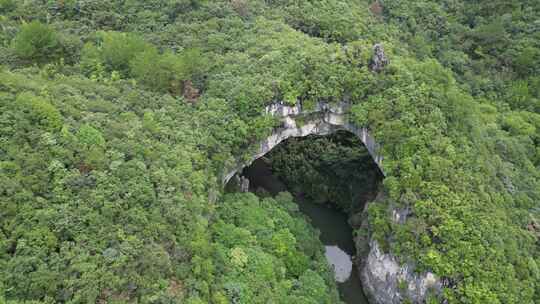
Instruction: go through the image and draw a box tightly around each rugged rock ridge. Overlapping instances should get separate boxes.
[222,101,384,184]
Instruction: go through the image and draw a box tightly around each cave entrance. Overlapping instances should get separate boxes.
[226,130,384,303]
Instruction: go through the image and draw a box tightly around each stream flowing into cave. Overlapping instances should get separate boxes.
[242,158,369,304]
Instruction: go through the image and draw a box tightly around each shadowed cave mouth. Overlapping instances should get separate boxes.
[226,130,384,303]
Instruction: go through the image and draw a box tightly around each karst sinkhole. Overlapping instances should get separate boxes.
[225,130,384,303]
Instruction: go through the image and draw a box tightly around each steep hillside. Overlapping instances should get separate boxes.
[0,1,538,303]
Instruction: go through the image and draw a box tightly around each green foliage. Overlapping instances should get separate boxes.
[130,47,178,92]
[97,31,150,74]
[211,193,341,303]
[130,47,206,93]
[15,92,63,131]
[80,31,151,76]
[0,70,215,302]
[275,0,372,43]
[0,0,538,303]
[80,31,207,94]
[11,21,59,63]
[0,0,15,13]
[77,124,105,147]
[352,56,539,303]
[514,46,540,77]
[502,112,536,136]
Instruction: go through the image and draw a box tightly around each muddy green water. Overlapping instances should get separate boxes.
[243,158,368,304]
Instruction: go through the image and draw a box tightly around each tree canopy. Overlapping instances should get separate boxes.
[0,0,538,303]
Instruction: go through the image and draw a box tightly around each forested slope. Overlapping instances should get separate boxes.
[0,1,538,303]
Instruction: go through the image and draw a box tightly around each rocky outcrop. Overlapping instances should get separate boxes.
[369,43,389,73]
[355,202,442,304]
[227,175,251,193]
[239,176,250,192]
[222,101,384,185]
[360,240,442,304]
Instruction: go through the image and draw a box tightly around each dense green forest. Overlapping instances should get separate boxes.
[0,0,539,303]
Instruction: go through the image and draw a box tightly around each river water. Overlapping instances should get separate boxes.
[243,158,368,304]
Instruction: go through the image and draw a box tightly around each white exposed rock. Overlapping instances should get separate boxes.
[361,240,442,304]
[391,208,408,224]
[240,176,250,193]
[282,116,296,129]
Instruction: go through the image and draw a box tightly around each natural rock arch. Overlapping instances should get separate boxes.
[222,101,384,185]
[222,101,443,303]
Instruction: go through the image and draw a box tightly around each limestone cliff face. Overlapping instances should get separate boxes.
[360,240,442,304]
[355,204,443,304]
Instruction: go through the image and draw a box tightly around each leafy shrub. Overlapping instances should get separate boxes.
[77,124,105,148]
[16,92,63,131]
[0,0,16,13]
[502,112,536,136]
[514,46,540,77]
[130,47,182,93]
[98,31,150,74]
[80,32,208,94]
[57,33,83,64]
[130,47,206,93]
[81,31,151,76]
[11,21,60,63]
